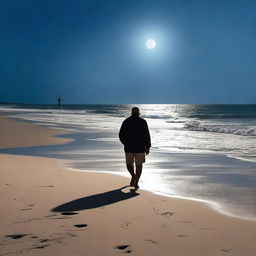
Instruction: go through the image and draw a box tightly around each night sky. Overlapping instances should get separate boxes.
[1,0,256,104]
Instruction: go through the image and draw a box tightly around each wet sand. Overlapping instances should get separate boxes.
[0,116,256,256]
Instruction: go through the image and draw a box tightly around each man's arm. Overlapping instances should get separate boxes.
[119,121,126,145]
[144,121,151,154]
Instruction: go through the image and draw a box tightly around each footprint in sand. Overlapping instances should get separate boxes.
[38,185,54,188]
[160,211,175,217]
[32,244,49,249]
[40,239,50,243]
[145,239,159,245]
[153,208,174,217]
[222,248,232,253]
[114,245,132,253]
[74,224,88,228]
[61,212,78,215]
[6,234,27,239]
[177,234,187,238]
[121,222,131,229]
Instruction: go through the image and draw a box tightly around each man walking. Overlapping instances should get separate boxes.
[119,107,151,189]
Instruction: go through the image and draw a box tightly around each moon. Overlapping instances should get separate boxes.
[146,39,156,49]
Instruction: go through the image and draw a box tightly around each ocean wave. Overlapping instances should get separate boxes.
[0,106,87,115]
[186,114,256,120]
[166,120,185,124]
[184,121,256,136]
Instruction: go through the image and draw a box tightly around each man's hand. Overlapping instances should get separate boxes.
[145,147,150,155]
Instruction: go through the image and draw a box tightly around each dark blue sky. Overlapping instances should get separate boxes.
[1,0,256,104]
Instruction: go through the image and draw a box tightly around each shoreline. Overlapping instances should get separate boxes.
[1,114,256,222]
[1,115,256,255]
[66,165,256,223]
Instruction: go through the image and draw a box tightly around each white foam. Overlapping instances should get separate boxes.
[184,120,256,136]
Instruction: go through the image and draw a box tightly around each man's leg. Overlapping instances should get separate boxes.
[133,153,145,189]
[125,153,136,186]
[127,164,136,186]
[134,164,143,189]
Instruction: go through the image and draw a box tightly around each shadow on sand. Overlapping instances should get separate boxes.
[51,186,139,212]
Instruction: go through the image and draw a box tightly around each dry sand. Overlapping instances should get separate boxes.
[0,116,255,256]
[0,115,72,148]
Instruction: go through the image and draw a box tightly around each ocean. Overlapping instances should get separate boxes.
[0,104,256,220]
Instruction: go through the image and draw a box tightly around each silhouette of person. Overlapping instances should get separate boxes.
[119,107,151,189]
[58,96,61,106]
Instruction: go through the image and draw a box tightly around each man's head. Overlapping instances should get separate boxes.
[131,107,140,116]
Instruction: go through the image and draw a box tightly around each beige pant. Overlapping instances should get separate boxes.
[125,153,145,165]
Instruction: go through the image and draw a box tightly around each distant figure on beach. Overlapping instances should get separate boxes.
[58,96,61,106]
[119,107,151,189]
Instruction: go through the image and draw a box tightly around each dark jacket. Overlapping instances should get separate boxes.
[119,114,151,153]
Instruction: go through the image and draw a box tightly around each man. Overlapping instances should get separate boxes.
[119,107,151,189]
[58,96,61,106]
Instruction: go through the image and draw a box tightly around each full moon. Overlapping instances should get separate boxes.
[146,38,156,49]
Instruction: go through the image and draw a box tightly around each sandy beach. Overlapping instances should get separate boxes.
[0,116,256,256]
[0,115,72,148]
